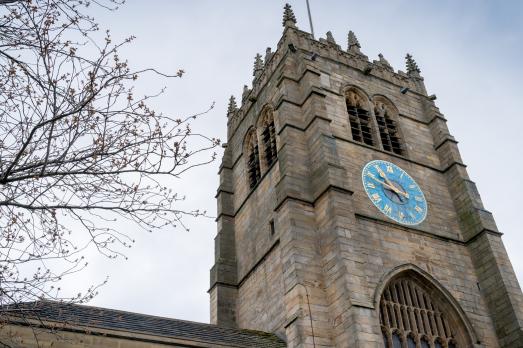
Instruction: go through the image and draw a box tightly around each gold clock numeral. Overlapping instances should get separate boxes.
[367,182,376,189]
[415,205,423,213]
[384,204,392,215]
[415,196,423,202]
[371,193,381,203]
[409,184,416,189]
[398,211,405,220]
[386,165,393,173]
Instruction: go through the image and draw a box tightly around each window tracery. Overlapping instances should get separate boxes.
[380,275,469,348]
[345,90,374,146]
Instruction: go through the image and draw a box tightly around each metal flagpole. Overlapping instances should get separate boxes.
[305,0,315,39]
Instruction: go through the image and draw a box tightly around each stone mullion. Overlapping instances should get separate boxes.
[415,288,432,338]
[403,281,418,334]
[434,312,446,339]
[389,302,398,329]
[391,284,407,333]
[441,315,452,339]
[411,287,426,335]
[421,309,433,337]
[409,283,424,335]
[427,310,438,337]
[381,300,391,328]
[398,282,411,332]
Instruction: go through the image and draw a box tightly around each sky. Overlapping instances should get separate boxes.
[57,0,523,324]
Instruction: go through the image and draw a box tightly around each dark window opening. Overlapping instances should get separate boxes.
[269,219,275,236]
[407,335,416,348]
[262,120,277,167]
[392,333,402,348]
[347,103,374,146]
[375,103,403,155]
[248,142,261,189]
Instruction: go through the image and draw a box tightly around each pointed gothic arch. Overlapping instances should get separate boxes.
[371,95,405,156]
[343,86,375,146]
[244,128,261,189]
[375,264,476,348]
[256,105,278,168]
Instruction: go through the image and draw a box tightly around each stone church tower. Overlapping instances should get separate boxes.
[210,4,523,347]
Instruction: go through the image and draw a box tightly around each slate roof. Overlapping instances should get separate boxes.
[2,301,286,348]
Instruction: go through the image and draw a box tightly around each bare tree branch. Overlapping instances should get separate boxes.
[0,0,219,344]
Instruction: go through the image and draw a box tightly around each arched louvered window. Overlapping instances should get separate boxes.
[374,100,403,155]
[380,273,471,348]
[245,130,261,189]
[260,108,277,167]
[345,89,374,146]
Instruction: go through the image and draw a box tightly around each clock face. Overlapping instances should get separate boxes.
[362,160,427,225]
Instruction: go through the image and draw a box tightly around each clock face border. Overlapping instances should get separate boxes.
[361,160,428,226]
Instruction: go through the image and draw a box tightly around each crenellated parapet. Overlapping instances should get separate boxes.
[225,4,429,141]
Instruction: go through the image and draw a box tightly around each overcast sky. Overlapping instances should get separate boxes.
[59,0,523,324]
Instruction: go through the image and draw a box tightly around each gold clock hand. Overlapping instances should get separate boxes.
[377,167,398,189]
[370,171,409,198]
[367,173,407,197]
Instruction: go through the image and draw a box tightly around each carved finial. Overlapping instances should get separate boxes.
[253,53,263,77]
[282,3,297,28]
[242,84,251,102]
[377,53,393,70]
[347,30,361,53]
[326,31,336,44]
[405,53,421,76]
[378,53,390,66]
[265,47,273,65]
[227,95,238,116]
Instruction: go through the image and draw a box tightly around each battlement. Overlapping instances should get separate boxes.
[226,3,428,139]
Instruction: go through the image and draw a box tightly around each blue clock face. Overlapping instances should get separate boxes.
[362,160,427,225]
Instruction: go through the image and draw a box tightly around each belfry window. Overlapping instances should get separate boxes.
[260,110,277,167]
[380,273,470,348]
[345,90,374,146]
[374,101,403,155]
[245,130,261,189]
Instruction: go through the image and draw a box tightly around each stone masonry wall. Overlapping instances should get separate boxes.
[212,16,523,347]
